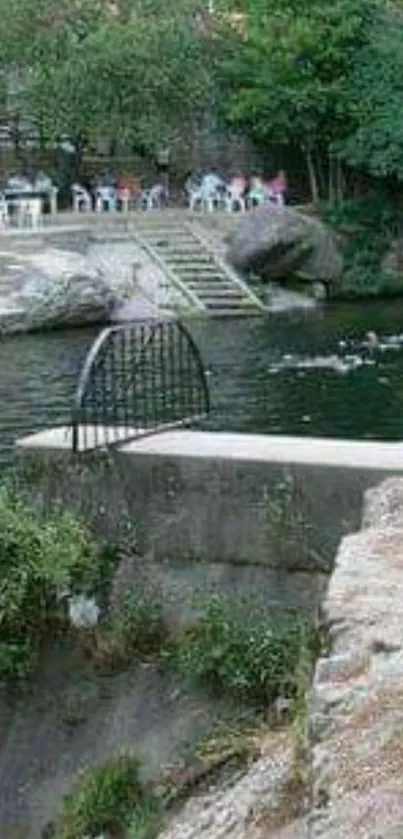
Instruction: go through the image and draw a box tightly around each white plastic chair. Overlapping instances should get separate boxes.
[266,188,284,207]
[149,184,168,210]
[118,187,131,212]
[225,181,246,213]
[189,182,222,213]
[188,185,203,212]
[95,186,117,213]
[49,186,59,216]
[17,197,43,229]
[247,177,266,208]
[0,196,9,229]
[71,184,92,213]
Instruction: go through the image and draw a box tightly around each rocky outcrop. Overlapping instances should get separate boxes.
[0,249,131,335]
[310,476,403,837]
[0,240,182,336]
[226,205,343,289]
[157,732,306,839]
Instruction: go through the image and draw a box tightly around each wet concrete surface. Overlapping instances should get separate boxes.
[0,638,233,839]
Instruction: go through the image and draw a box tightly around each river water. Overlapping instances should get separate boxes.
[2,299,403,467]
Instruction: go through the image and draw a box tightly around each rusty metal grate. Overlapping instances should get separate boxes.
[71,318,210,452]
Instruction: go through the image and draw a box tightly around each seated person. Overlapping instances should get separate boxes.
[147,182,168,209]
[267,170,288,206]
[226,173,247,211]
[184,171,202,196]
[200,169,225,198]
[118,173,141,200]
[247,174,266,206]
[95,183,117,211]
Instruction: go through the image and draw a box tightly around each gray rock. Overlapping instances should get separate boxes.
[157,746,296,839]
[363,477,403,529]
[0,250,122,334]
[226,206,343,288]
[0,248,143,334]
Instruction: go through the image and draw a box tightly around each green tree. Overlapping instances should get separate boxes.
[0,0,218,160]
[337,8,403,180]
[215,0,377,200]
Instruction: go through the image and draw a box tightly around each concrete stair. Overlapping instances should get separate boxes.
[132,217,265,317]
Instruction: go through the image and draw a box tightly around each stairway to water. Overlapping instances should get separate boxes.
[132,216,265,317]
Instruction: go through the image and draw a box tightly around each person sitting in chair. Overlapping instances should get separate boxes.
[267,170,288,206]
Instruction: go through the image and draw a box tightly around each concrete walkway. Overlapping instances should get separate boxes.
[16,428,403,472]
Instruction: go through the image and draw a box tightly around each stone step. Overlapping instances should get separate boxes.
[141,230,197,238]
[208,308,262,316]
[133,218,265,316]
[191,288,245,298]
[164,256,215,265]
[155,246,207,256]
[203,297,250,307]
[178,274,230,282]
[186,282,237,290]
[145,236,197,246]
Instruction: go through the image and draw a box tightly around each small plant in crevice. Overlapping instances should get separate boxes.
[54,754,160,839]
[127,794,162,839]
[167,596,320,709]
[87,575,167,672]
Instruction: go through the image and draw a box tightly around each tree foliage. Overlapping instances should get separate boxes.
[214,0,380,198]
[337,10,403,179]
[0,0,217,154]
[1,0,403,196]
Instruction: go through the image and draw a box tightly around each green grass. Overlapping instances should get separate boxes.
[167,597,319,708]
[55,755,157,839]
[88,574,167,672]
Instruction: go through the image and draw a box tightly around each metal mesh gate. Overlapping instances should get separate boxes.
[71,318,210,452]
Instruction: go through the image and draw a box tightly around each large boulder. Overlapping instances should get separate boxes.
[0,248,136,335]
[226,205,343,289]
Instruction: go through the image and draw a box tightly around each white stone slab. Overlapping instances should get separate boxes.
[16,427,403,471]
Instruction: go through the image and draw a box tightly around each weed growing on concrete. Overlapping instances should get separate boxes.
[169,596,319,708]
[88,575,167,672]
[55,754,159,839]
[127,795,162,839]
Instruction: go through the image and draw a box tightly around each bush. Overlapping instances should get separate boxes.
[322,197,403,299]
[0,484,102,682]
[89,576,166,672]
[170,597,319,708]
[55,754,154,839]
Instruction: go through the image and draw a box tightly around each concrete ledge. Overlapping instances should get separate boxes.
[17,427,403,470]
[15,429,403,573]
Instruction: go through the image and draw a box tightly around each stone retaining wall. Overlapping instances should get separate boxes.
[310,476,403,837]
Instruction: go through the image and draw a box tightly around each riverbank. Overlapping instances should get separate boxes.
[11,428,403,837]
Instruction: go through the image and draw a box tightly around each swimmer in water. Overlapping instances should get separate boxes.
[364,331,379,350]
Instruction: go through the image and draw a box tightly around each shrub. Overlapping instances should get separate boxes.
[0,484,102,682]
[170,597,319,708]
[55,754,151,839]
[89,575,166,672]
[322,197,403,299]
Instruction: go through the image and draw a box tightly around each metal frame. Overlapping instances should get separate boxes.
[71,317,210,452]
